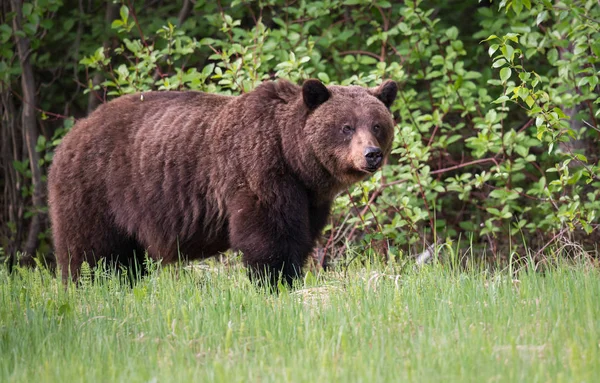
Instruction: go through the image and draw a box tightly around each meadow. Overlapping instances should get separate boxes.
[3,2,600,381]
[1,257,598,383]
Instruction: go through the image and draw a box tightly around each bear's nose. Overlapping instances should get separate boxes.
[364,147,383,170]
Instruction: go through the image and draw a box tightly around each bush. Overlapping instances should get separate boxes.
[2,0,598,262]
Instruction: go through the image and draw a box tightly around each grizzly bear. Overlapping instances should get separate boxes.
[48,78,397,285]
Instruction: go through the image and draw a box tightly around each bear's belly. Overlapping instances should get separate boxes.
[178,227,231,261]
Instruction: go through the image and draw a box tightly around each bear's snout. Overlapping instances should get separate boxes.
[364,147,383,171]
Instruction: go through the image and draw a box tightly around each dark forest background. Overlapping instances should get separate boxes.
[1,0,599,268]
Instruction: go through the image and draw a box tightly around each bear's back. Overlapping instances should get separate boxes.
[48,91,236,259]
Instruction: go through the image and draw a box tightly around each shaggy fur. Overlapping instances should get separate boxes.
[48,79,398,285]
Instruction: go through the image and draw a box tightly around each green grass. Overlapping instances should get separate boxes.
[1,259,599,383]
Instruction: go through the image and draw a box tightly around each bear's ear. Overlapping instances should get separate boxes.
[302,79,330,110]
[371,80,398,109]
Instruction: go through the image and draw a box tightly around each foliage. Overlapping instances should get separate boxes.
[1,0,599,261]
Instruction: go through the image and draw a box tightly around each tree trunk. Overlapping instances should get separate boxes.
[1,87,23,269]
[10,0,43,262]
[178,0,193,26]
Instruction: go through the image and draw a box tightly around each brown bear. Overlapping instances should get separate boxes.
[48,78,397,285]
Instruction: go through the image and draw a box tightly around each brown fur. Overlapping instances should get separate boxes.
[48,79,397,285]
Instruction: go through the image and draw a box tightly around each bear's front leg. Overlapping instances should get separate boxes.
[228,187,314,287]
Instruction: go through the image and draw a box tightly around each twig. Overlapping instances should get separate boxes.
[337,50,381,60]
[430,157,499,175]
[582,119,600,133]
[534,227,569,259]
[1,80,70,120]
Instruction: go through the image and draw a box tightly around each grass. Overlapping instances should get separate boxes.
[1,258,599,383]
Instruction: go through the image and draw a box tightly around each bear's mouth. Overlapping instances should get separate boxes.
[364,165,380,173]
[348,166,377,177]
[360,163,381,174]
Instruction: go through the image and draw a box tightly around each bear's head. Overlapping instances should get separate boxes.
[301,79,398,188]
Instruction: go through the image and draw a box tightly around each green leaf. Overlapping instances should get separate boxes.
[515,145,529,157]
[525,96,535,108]
[36,135,46,151]
[492,59,507,68]
[577,77,589,87]
[536,125,546,140]
[486,207,501,216]
[535,115,544,127]
[547,48,558,65]
[376,0,392,7]
[0,24,11,43]
[202,63,214,77]
[518,86,528,101]
[453,76,463,90]
[481,35,499,42]
[574,44,587,56]
[359,55,378,65]
[588,76,598,90]
[500,67,512,83]
[40,19,54,30]
[317,72,330,83]
[22,3,33,16]
[120,5,129,23]
[505,33,519,43]
[512,0,523,15]
[552,107,568,119]
[518,72,531,82]
[501,44,515,62]
[23,23,37,36]
[536,10,548,25]
[445,27,458,40]
[431,55,444,66]
[111,20,123,29]
[575,153,588,163]
[488,44,499,57]
[199,37,216,46]
[489,190,505,199]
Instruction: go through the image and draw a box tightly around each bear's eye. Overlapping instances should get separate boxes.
[342,124,354,135]
[373,124,381,132]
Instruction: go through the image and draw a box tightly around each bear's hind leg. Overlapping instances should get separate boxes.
[52,219,97,283]
[53,217,143,283]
